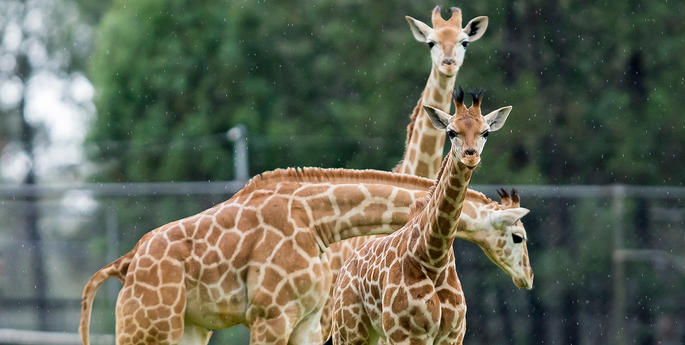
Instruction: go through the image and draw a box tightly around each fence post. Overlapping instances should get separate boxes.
[227,125,249,182]
[105,208,120,303]
[611,184,626,345]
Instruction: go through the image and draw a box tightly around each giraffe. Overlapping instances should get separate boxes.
[394,5,488,178]
[80,167,443,345]
[319,189,533,341]
[331,89,529,345]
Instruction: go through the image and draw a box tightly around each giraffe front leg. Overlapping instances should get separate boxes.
[248,315,294,345]
[289,308,324,345]
[331,277,373,344]
[178,323,212,345]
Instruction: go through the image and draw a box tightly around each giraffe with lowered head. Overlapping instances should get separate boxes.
[80,168,441,345]
[331,89,529,345]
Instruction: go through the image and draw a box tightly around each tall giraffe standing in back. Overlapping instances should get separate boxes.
[394,6,488,178]
[332,89,522,345]
[81,168,441,345]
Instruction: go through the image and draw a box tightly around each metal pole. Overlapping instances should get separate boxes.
[226,125,249,182]
[611,184,626,345]
[105,208,120,303]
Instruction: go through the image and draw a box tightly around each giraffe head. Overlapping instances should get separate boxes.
[405,6,488,77]
[423,87,512,168]
[463,189,534,289]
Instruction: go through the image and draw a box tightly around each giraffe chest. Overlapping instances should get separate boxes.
[378,257,466,344]
[353,248,466,343]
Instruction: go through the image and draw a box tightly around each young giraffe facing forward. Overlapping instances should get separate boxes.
[332,89,524,345]
[80,168,441,345]
[395,5,488,178]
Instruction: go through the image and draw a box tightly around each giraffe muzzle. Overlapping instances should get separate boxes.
[461,150,480,168]
[513,273,534,290]
[442,58,457,66]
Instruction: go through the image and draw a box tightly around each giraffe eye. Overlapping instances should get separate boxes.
[428,41,435,48]
[447,129,457,139]
[482,131,489,138]
[462,41,470,48]
[512,233,524,243]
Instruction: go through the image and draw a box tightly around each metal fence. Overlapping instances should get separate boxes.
[0,182,683,345]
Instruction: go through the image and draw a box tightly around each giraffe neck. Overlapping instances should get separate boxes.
[324,191,497,274]
[304,182,427,252]
[396,67,457,179]
[414,152,472,267]
[231,168,434,253]
[455,191,495,236]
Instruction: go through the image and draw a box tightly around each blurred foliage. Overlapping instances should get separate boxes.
[86,0,685,185]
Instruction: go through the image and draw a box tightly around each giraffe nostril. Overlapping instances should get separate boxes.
[464,149,476,156]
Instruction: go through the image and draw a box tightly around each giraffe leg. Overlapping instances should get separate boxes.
[331,268,372,345]
[115,258,187,345]
[319,297,334,343]
[289,308,324,345]
[248,315,293,345]
[178,323,212,345]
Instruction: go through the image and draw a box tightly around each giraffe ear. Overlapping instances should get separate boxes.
[464,16,488,42]
[406,16,433,43]
[483,106,512,132]
[423,105,451,130]
[492,207,530,226]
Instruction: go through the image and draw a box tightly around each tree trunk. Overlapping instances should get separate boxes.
[17,52,48,331]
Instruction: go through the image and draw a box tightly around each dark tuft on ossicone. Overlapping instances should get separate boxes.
[453,86,465,105]
[470,88,485,107]
[511,188,520,203]
[497,188,509,200]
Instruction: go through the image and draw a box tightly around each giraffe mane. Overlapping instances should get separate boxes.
[395,95,425,171]
[408,156,505,217]
[237,167,434,196]
[409,156,448,216]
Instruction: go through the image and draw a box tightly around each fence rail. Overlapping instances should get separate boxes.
[1,181,684,198]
